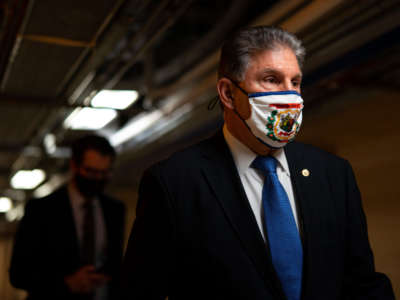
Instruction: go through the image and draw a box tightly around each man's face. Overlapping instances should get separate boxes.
[72,149,113,197]
[219,46,303,155]
[233,46,302,120]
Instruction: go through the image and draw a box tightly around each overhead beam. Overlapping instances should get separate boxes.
[0,94,86,108]
[0,143,26,153]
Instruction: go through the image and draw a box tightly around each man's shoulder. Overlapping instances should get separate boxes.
[148,133,221,175]
[29,186,68,205]
[287,141,344,159]
[286,140,350,171]
[23,186,69,217]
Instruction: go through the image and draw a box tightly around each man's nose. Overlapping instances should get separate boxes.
[282,79,293,91]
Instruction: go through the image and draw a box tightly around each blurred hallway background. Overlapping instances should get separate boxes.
[0,0,399,298]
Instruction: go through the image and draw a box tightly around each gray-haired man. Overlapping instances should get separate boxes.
[120,26,394,300]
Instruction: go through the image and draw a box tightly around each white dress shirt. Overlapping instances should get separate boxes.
[223,125,299,241]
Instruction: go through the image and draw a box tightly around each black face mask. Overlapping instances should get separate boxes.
[75,174,107,198]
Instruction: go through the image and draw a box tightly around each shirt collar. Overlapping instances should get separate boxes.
[223,124,291,176]
[68,181,98,208]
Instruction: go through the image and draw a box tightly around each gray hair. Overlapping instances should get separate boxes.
[218,26,305,82]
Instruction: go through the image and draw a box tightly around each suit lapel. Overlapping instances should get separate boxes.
[200,132,285,298]
[57,187,81,267]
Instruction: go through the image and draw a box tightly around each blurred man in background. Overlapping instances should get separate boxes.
[119,26,394,299]
[10,134,125,300]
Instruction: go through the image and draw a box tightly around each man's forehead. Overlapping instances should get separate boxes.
[82,149,112,164]
[246,48,302,75]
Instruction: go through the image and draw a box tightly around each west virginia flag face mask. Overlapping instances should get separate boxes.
[231,82,304,149]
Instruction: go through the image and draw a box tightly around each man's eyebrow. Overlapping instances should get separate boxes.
[259,68,279,75]
[259,68,303,78]
[293,73,303,80]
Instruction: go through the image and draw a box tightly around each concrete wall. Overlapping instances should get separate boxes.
[298,88,400,297]
[0,235,26,300]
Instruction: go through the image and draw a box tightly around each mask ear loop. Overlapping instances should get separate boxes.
[207,95,219,110]
[227,78,249,96]
[209,78,249,111]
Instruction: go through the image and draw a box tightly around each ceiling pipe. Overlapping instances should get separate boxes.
[48,0,173,111]
[0,93,104,108]
[0,0,35,91]
[153,0,252,86]
[101,0,195,91]
[100,0,171,80]
[303,1,400,73]
[63,0,154,105]
[63,0,194,109]
[25,0,128,147]
[52,0,191,140]
[277,0,345,32]
[14,0,173,159]
[54,0,127,98]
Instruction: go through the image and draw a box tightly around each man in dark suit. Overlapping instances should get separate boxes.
[10,135,125,300]
[120,26,394,299]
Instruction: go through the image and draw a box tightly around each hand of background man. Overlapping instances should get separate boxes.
[64,265,110,294]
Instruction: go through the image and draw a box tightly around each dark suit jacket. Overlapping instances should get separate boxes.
[9,186,125,300]
[120,131,394,300]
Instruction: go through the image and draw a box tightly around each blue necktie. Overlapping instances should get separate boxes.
[252,156,303,300]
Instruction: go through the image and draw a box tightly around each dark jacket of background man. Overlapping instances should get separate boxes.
[9,135,125,300]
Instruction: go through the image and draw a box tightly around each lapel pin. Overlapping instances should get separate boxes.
[301,169,310,177]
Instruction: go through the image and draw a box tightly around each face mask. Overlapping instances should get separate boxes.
[232,82,304,149]
[75,174,107,198]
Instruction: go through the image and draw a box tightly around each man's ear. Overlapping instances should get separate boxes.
[217,78,235,110]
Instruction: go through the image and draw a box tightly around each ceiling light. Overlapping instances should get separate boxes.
[11,169,46,190]
[44,133,56,154]
[0,197,12,212]
[91,90,139,110]
[33,174,67,198]
[64,107,117,130]
[5,204,24,221]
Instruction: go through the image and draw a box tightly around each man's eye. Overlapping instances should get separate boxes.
[264,77,278,84]
[292,81,301,87]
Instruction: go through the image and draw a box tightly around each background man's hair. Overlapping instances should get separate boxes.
[71,134,116,165]
[218,26,305,82]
